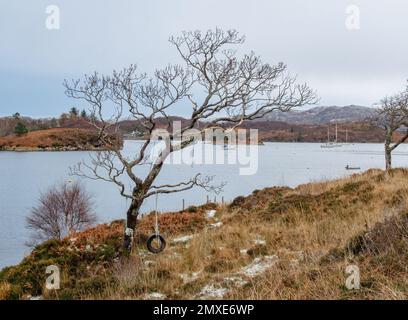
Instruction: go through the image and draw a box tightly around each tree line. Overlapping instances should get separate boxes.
[0,107,90,137]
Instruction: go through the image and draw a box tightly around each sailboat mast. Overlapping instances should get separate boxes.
[335,123,338,143]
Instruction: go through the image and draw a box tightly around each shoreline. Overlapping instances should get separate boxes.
[0,140,391,153]
[0,146,116,152]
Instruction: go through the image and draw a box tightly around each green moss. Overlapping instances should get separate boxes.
[187,206,198,213]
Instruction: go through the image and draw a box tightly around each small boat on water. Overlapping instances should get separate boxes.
[345,165,361,170]
[321,142,342,148]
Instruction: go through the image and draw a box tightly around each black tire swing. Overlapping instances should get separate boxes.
[146,234,166,254]
[146,145,166,254]
[146,192,166,253]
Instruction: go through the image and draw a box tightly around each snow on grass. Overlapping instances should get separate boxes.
[198,284,228,299]
[172,235,194,243]
[253,239,266,246]
[223,276,248,287]
[239,255,278,277]
[209,221,223,228]
[144,292,166,300]
[206,210,217,219]
[179,271,202,284]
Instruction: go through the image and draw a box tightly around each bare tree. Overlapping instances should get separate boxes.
[64,29,317,250]
[374,86,408,170]
[26,182,96,244]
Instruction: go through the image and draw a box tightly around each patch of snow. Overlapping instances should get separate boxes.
[223,276,248,287]
[172,235,194,243]
[198,284,228,299]
[239,255,278,277]
[144,260,156,267]
[29,295,43,300]
[253,239,266,246]
[144,292,166,300]
[179,271,201,284]
[209,221,223,228]
[206,210,217,219]
[240,249,248,255]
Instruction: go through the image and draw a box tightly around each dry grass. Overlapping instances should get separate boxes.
[91,169,408,300]
[2,169,408,300]
[0,282,13,300]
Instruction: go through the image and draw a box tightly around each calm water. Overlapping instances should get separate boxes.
[1,141,408,269]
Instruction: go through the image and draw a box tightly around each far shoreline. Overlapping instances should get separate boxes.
[0,140,391,153]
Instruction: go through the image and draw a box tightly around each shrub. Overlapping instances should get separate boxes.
[26,182,97,244]
[187,206,198,213]
[14,122,28,136]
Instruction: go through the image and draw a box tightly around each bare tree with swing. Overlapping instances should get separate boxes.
[64,28,317,253]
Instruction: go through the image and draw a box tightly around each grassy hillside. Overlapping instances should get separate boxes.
[0,128,121,151]
[1,169,408,300]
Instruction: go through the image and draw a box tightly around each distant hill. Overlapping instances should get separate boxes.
[265,105,376,125]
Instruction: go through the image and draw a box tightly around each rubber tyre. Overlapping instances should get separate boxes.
[146,234,166,254]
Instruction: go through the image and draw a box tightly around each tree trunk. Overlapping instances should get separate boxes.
[385,130,392,171]
[385,147,392,171]
[123,198,143,251]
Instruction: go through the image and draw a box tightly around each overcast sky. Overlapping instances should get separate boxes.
[1,0,408,117]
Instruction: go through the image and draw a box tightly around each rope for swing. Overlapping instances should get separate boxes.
[155,191,159,237]
[151,140,161,241]
[144,139,167,253]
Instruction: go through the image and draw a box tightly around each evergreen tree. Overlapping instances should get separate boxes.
[14,122,28,136]
[69,107,79,118]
